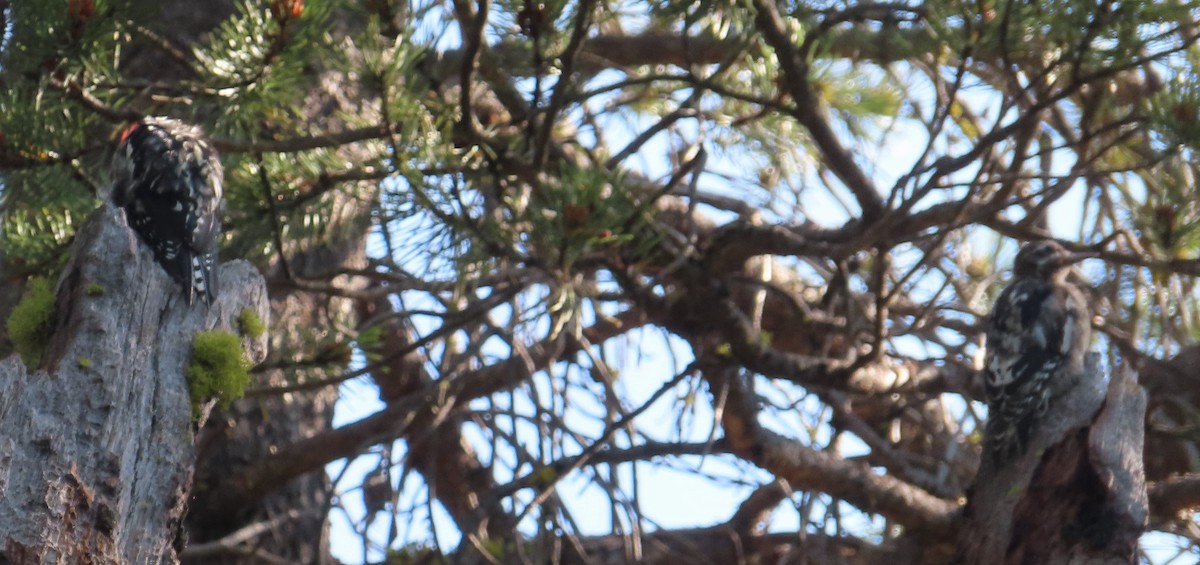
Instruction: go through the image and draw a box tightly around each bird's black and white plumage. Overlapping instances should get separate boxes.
[985,240,1092,458]
[111,117,223,304]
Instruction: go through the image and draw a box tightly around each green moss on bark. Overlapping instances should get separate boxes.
[186,330,251,420]
[6,278,55,367]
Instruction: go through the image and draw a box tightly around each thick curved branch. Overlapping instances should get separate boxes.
[705,365,960,539]
[629,261,968,396]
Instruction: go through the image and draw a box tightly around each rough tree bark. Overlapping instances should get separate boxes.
[0,205,267,564]
[957,356,1148,564]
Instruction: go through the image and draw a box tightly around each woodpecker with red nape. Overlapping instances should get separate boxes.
[985,240,1094,458]
[111,117,223,304]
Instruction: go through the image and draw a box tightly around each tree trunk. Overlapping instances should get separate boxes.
[957,356,1148,564]
[0,205,267,564]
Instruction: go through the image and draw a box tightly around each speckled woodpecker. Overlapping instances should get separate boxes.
[985,240,1093,458]
[111,117,223,304]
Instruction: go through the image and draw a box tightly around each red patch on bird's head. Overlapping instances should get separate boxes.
[118,122,141,143]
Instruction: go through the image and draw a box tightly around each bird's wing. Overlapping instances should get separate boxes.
[984,279,1071,392]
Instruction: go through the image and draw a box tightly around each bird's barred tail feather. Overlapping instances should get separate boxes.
[190,250,218,305]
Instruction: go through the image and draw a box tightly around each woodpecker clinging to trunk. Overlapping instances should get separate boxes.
[110,117,223,305]
[984,240,1094,458]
